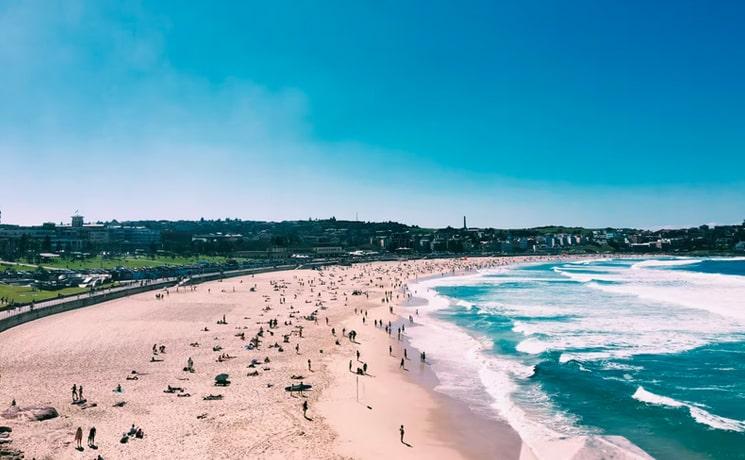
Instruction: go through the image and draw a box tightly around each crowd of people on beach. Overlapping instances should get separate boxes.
[3,256,526,458]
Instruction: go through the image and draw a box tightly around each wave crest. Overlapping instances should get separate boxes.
[632,386,745,432]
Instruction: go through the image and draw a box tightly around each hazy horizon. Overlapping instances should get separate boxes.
[2,1,744,228]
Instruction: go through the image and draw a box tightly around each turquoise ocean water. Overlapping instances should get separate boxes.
[419,258,745,459]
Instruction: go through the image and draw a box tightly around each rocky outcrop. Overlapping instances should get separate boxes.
[0,446,24,459]
[1,405,58,422]
[0,427,23,459]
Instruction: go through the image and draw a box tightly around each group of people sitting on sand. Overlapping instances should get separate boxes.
[150,343,167,362]
[216,352,235,362]
[120,423,144,443]
[164,385,190,397]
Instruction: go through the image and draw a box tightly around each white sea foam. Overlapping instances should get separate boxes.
[516,338,551,354]
[565,258,611,265]
[406,283,584,457]
[446,260,744,363]
[630,258,702,269]
[632,386,686,408]
[600,362,644,372]
[632,386,745,432]
[689,407,745,432]
[557,260,745,323]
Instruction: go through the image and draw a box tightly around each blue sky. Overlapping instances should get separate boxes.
[1,0,744,228]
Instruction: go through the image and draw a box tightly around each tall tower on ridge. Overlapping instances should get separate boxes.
[71,212,84,228]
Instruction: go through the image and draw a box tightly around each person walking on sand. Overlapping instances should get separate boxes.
[389,345,392,356]
[79,384,84,400]
[72,384,78,402]
[308,359,312,371]
[74,426,83,449]
[400,425,405,444]
[88,426,96,447]
[400,358,405,369]
[302,400,309,418]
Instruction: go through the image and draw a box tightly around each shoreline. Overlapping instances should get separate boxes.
[316,298,525,459]
[1,257,519,459]
[316,255,611,459]
[398,301,528,460]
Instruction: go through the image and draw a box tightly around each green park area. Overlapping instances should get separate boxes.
[0,284,90,308]
[0,255,249,308]
[1,255,243,272]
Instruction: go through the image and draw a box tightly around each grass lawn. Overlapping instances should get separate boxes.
[6,255,246,271]
[0,284,90,307]
[0,262,40,272]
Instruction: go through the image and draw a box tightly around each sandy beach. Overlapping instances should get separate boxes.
[0,256,624,459]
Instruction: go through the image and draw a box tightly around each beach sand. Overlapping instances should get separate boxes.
[0,256,640,459]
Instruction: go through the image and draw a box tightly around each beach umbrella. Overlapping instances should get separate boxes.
[214,373,230,385]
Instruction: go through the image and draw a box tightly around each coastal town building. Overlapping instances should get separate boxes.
[0,215,160,254]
